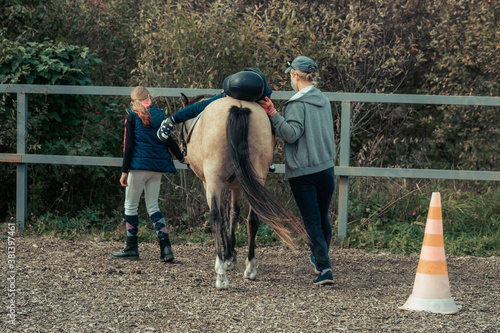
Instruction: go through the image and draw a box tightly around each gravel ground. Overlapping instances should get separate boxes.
[1,236,498,332]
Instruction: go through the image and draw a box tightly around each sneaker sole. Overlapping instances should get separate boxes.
[314,279,334,286]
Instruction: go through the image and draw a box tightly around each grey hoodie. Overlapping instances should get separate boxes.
[270,85,335,179]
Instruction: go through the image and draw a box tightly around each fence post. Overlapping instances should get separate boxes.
[16,92,28,229]
[337,101,351,242]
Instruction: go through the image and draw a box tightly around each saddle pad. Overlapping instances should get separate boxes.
[185,111,204,144]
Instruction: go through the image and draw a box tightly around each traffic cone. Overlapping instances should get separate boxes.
[399,192,461,314]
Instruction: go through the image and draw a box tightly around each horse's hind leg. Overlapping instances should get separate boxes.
[208,195,229,290]
[244,209,260,280]
[226,188,242,270]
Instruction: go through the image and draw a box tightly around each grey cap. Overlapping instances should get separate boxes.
[285,56,318,73]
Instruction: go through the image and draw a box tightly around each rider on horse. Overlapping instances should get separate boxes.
[156,68,276,171]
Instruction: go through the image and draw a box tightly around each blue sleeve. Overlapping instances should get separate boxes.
[171,93,224,123]
[165,136,184,162]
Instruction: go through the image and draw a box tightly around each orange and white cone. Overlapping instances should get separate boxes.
[399,192,461,314]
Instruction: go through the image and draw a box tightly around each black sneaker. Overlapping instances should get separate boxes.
[310,254,321,274]
[157,116,175,142]
[269,163,276,173]
[313,269,334,285]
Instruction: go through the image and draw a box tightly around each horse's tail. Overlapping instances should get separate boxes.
[226,105,308,249]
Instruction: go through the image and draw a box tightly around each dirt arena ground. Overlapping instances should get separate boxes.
[1,236,498,332]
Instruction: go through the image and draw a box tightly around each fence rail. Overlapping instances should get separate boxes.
[2,84,500,241]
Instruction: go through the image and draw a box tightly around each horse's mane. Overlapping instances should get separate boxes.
[181,93,215,107]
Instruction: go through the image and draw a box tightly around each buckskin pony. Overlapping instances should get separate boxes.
[180,93,307,290]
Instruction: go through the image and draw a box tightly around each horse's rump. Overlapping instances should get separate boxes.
[187,97,273,185]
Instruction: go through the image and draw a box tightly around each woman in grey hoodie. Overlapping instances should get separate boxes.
[259,56,336,285]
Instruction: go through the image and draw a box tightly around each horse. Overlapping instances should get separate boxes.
[179,93,307,290]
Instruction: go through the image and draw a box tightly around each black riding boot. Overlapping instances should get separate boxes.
[159,234,174,262]
[111,236,140,260]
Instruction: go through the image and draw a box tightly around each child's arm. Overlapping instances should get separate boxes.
[122,114,135,173]
[171,93,224,123]
[158,94,224,142]
[164,136,185,163]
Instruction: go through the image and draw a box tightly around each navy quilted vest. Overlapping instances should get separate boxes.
[129,107,176,174]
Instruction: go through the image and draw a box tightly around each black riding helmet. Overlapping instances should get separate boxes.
[223,70,265,102]
[243,67,272,100]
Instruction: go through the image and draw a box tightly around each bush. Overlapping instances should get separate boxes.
[0,0,58,41]
[51,0,139,86]
[1,0,498,257]
[343,179,500,257]
[0,37,125,223]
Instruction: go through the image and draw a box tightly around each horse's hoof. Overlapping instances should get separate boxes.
[226,255,237,270]
[244,258,257,280]
[244,270,257,280]
[216,274,229,290]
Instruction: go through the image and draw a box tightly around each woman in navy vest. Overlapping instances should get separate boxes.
[111,86,188,262]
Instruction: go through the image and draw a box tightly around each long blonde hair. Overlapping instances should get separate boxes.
[130,86,152,126]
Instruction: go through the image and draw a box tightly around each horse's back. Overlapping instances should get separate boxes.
[202,96,271,131]
[188,97,273,185]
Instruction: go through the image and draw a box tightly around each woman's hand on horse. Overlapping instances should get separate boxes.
[258,97,277,117]
[120,172,128,187]
[182,156,190,165]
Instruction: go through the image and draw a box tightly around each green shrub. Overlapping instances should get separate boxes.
[1,0,498,257]
[0,0,58,41]
[51,0,139,86]
[0,38,125,222]
[26,208,122,240]
[343,179,500,257]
